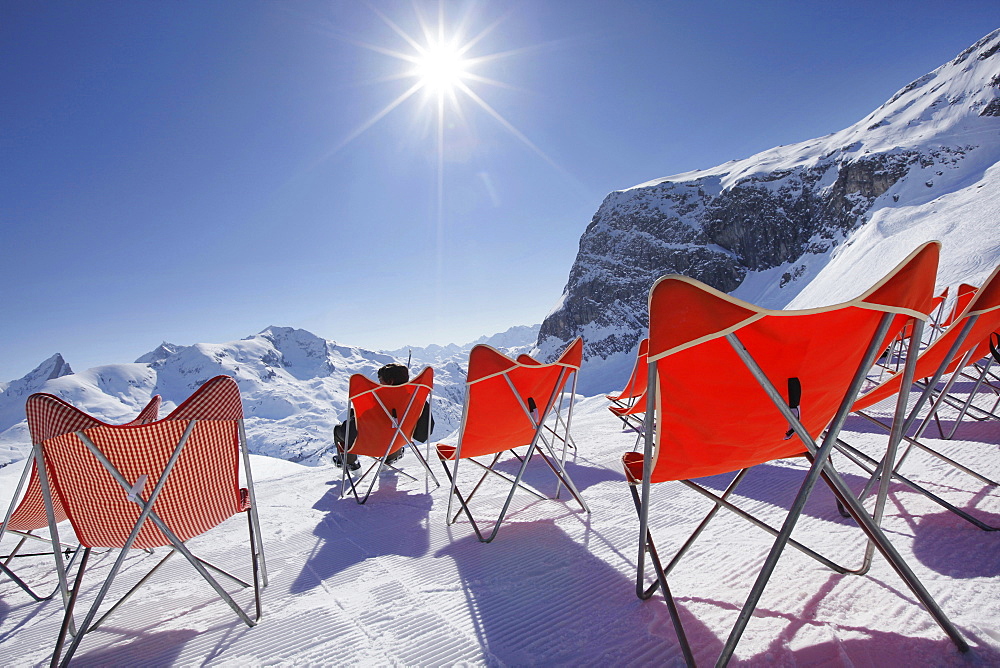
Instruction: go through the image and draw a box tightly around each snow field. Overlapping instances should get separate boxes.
[0,387,998,666]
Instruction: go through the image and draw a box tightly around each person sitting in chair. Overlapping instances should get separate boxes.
[332,363,434,470]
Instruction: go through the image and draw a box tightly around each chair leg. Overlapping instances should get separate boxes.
[248,510,263,622]
[535,435,590,513]
[627,482,696,666]
[407,440,441,489]
[627,482,663,599]
[142,511,260,628]
[441,449,540,543]
[447,452,545,525]
[89,550,177,632]
[51,547,90,668]
[439,457,487,540]
[665,470,749,576]
[0,532,81,602]
[810,460,970,654]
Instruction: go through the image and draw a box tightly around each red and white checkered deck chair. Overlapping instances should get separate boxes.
[35,375,265,667]
[1,394,160,602]
[839,262,1000,531]
[437,338,589,543]
[622,242,967,666]
[338,366,439,504]
[607,338,649,435]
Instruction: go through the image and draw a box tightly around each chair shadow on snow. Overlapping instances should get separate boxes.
[697,462,868,525]
[434,519,711,666]
[790,630,1000,666]
[682,570,1000,665]
[489,452,622,495]
[841,412,997,444]
[290,471,433,595]
[70,629,199,667]
[0,596,42,647]
[912,510,1000,578]
[776,573,1000,665]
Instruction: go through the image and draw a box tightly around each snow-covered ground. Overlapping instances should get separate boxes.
[1,380,998,666]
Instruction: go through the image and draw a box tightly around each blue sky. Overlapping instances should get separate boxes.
[2,1,997,380]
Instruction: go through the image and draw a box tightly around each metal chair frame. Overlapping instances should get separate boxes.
[440,347,589,543]
[339,371,440,504]
[35,378,266,668]
[632,315,968,666]
[1,395,162,602]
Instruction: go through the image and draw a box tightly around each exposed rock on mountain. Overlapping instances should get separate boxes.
[538,30,1000,385]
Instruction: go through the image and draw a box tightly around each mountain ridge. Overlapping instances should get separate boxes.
[0,325,540,468]
[536,29,1000,394]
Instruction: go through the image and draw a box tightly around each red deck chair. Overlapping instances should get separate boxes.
[939,282,978,330]
[34,376,265,667]
[875,286,949,375]
[921,281,977,345]
[338,367,438,504]
[607,338,649,406]
[1,394,161,602]
[840,262,1000,531]
[437,339,589,543]
[925,279,999,437]
[607,338,649,435]
[622,242,967,665]
[517,351,581,460]
[928,286,950,331]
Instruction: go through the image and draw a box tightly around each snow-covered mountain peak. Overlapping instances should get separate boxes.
[632,29,1000,194]
[135,342,184,365]
[0,322,543,468]
[0,353,74,398]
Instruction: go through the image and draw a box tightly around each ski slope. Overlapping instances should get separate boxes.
[1,384,998,666]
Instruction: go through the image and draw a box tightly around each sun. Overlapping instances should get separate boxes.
[326,4,565,185]
[413,40,469,94]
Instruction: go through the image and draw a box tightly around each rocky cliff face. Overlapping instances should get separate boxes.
[538,30,1000,373]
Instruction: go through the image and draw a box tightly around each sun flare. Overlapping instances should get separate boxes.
[413,41,469,94]
[327,5,566,187]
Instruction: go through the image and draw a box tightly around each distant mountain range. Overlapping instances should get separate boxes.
[537,29,1000,393]
[0,324,539,468]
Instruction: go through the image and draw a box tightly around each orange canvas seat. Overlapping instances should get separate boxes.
[338,366,438,504]
[607,337,649,405]
[623,242,967,665]
[875,286,948,374]
[516,351,580,461]
[607,338,649,435]
[33,376,265,667]
[938,281,978,330]
[840,262,1000,530]
[1,394,161,602]
[437,339,588,543]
